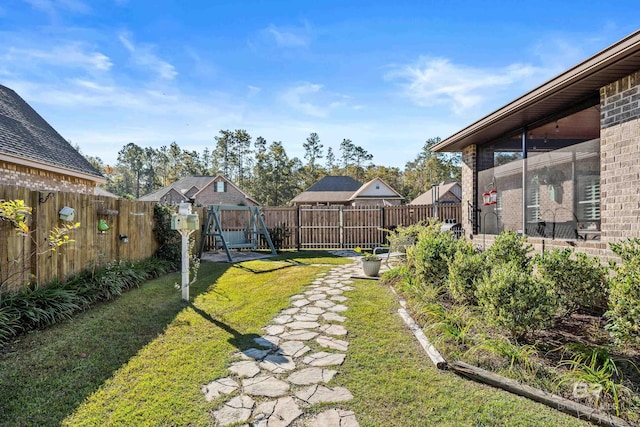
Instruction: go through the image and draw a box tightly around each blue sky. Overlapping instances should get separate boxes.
[1,1,638,169]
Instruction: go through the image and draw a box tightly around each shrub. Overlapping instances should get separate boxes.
[485,230,532,270]
[475,261,556,341]
[447,243,489,305]
[407,220,461,290]
[266,223,291,251]
[535,249,608,317]
[153,203,182,268]
[606,238,640,346]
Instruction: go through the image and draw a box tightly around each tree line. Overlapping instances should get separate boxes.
[83,131,461,206]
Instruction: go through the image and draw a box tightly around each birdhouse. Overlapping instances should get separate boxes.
[97,219,110,233]
[171,214,187,230]
[186,213,199,230]
[59,206,75,222]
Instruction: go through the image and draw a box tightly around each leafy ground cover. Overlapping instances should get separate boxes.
[0,251,595,426]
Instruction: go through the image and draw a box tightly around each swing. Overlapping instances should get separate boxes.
[198,205,277,262]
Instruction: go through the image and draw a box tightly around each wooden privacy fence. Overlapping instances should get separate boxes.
[199,204,461,251]
[1,185,158,291]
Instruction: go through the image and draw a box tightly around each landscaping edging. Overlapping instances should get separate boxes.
[390,286,631,427]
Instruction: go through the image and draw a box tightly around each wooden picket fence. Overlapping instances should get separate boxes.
[1,185,158,291]
[1,181,461,289]
[199,204,461,251]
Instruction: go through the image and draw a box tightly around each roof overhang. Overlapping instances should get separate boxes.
[0,153,106,184]
[432,30,640,152]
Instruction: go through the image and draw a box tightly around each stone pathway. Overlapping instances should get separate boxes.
[204,257,365,426]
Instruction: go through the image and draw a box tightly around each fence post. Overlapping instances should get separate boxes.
[380,206,385,246]
[296,205,301,250]
[339,206,344,249]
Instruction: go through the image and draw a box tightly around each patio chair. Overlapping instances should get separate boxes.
[373,235,415,267]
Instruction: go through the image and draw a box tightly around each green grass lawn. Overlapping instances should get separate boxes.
[1,254,590,427]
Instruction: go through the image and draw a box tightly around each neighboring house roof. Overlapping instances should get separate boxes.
[432,30,640,152]
[0,85,104,183]
[291,176,403,204]
[350,177,403,201]
[410,181,462,205]
[137,174,258,205]
[94,186,118,198]
[291,176,363,204]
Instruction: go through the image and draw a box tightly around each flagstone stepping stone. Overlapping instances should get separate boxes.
[293,313,318,322]
[271,315,293,325]
[201,377,239,401]
[295,385,354,404]
[290,294,305,300]
[278,341,311,358]
[311,409,359,427]
[330,295,348,303]
[324,279,339,284]
[313,300,336,308]
[302,351,346,367]
[307,293,327,301]
[342,280,354,285]
[312,286,333,292]
[304,289,325,295]
[322,312,346,322]
[316,336,349,351]
[281,307,299,315]
[280,330,319,341]
[212,394,254,426]
[286,321,320,330]
[228,360,261,378]
[328,304,348,313]
[252,396,302,427]
[319,324,348,336]
[325,289,344,295]
[299,306,324,315]
[242,375,290,397]
[342,286,355,291]
[259,354,296,373]
[264,324,286,336]
[292,299,311,307]
[254,335,280,348]
[238,348,270,360]
[286,367,337,385]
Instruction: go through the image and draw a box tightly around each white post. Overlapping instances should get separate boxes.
[180,229,194,301]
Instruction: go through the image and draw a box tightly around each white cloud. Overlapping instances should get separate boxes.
[23,0,90,17]
[263,23,310,48]
[386,57,549,113]
[247,85,261,97]
[118,31,177,80]
[281,83,329,117]
[4,44,112,71]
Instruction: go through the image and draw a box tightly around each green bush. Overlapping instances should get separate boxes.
[485,230,532,270]
[407,220,460,290]
[606,238,640,346]
[0,257,172,347]
[153,203,182,268]
[447,242,489,305]
[475,261,556,341]
[535,249,608,317]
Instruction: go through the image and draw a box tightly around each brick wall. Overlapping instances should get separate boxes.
[195,178,256,206]
[461,144,477,237]
[0,161,96,194]
[600,70,640,245]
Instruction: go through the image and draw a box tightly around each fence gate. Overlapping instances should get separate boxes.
[298,206,384,249]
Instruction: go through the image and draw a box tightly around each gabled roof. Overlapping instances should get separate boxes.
[137,174,258,205]
[350,177,403,200]
[193,175,259,205]
[0,85,104,182]
[410,181,462,205]
[306,176,363,192]
[291,176,364,204]
[433,30,640,152]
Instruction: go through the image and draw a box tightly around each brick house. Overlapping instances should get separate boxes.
[0,85,104,193]
[432,30,640,260]
[410,181,462,206]
[291,176,403,206]
[137,175,258,206]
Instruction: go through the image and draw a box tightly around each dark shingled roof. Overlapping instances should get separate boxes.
[0,85,103,179]
[305,176,362,192]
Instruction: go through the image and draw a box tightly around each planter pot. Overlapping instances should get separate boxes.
[361,259,382,277]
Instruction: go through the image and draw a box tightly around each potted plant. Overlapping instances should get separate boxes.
[355,247,382,277]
